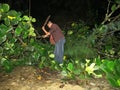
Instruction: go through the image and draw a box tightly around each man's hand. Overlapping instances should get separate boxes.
[42,34,48,38]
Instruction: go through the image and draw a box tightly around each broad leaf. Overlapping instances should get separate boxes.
[0,4,10,12]
[15,26,23,36]
[67,62,74,72]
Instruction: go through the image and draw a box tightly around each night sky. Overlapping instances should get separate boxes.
[0,0,108,26]
[31,0,108,24]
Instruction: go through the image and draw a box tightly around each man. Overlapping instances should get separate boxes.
[42,21,65,64]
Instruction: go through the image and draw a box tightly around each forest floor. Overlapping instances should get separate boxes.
[0,66,119,90]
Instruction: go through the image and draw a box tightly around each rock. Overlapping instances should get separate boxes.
[90,87,100,90]
[103,87,111,90]
[90,82,96,86]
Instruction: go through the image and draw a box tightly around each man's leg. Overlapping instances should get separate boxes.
[54,42,60,63]
[54,38,65,63]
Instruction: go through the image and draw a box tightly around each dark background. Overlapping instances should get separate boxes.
[0,0,109,27]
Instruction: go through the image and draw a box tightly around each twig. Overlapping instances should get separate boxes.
[17,37,25,44]
[101,1,120,24]
[109,13,120,22]
[102,0,111,24]
[12,30,25,45]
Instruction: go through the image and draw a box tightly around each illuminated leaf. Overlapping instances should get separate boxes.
[8,16,16,20]
[49,54,54,58]
[0,4,10,12]
[67,63,74,72]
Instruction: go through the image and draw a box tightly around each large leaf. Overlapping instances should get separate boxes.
[15,26,23,36]
[4,18,10,26]
[0,24,11,33]
[100,60,115,73]
[107,74,119,87]
[2,60,13,73]
[6,10,21,25]
[0,35,6,44]
[95,57,102,66]
[114,60,120,76]
[0,24,9,44]
[0,4,10,12]
[22,15,30,21]
[29,27,36,37]
[7,10,18,17]
[67,62,74,72]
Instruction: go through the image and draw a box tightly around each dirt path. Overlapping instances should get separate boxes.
[0,66,119,90]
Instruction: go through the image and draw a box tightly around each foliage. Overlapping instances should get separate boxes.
[100,59,120,87]
[0,2,120,89]
[85,58,102,78]
[93,21,120,59]
[101,0,120,24]
[61,1,120,87]
[64,21,97,60]
[0,3,55,73]
[0,3,39,72]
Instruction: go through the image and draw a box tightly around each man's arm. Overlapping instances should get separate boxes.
[42,32,50,38]
[42,26,51,38]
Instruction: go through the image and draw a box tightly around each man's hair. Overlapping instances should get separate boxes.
[47,21,52,25]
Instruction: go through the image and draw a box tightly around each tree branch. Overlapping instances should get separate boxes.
[101,1,120,24]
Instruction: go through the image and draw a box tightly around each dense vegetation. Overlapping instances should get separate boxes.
[0,0,120,88]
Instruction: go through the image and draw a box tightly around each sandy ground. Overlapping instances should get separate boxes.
[0,66,119,90]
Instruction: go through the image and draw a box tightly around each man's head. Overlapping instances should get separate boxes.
[47,21,53,28]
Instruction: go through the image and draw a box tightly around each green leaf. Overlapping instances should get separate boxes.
[61,70,68,77]
[67,62,74,72]
[49,53,54,58]
[4,18,10,26]
[114,60,120,76]
[0,35,6,44]
[0,24,10,38]
[111,4,116,12]
[67,30,73,35]
[1,4,10,12]
[7,10,17,17]
[107,76,119,87]
[29,27,36,36]
[41,56,46,61]
[85,63,96,75]
[73,69,80,75]
[0,24,7,44]
[32,18,36,22]
[6,10,21,25]
[117,79,120,86]
[15,26,23,36]
[100,60,115,73]
[95,57,102,66]
[1,58,7,65]
[106,61,115,72]
[22,15,30,21]
[3,60,13,73]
